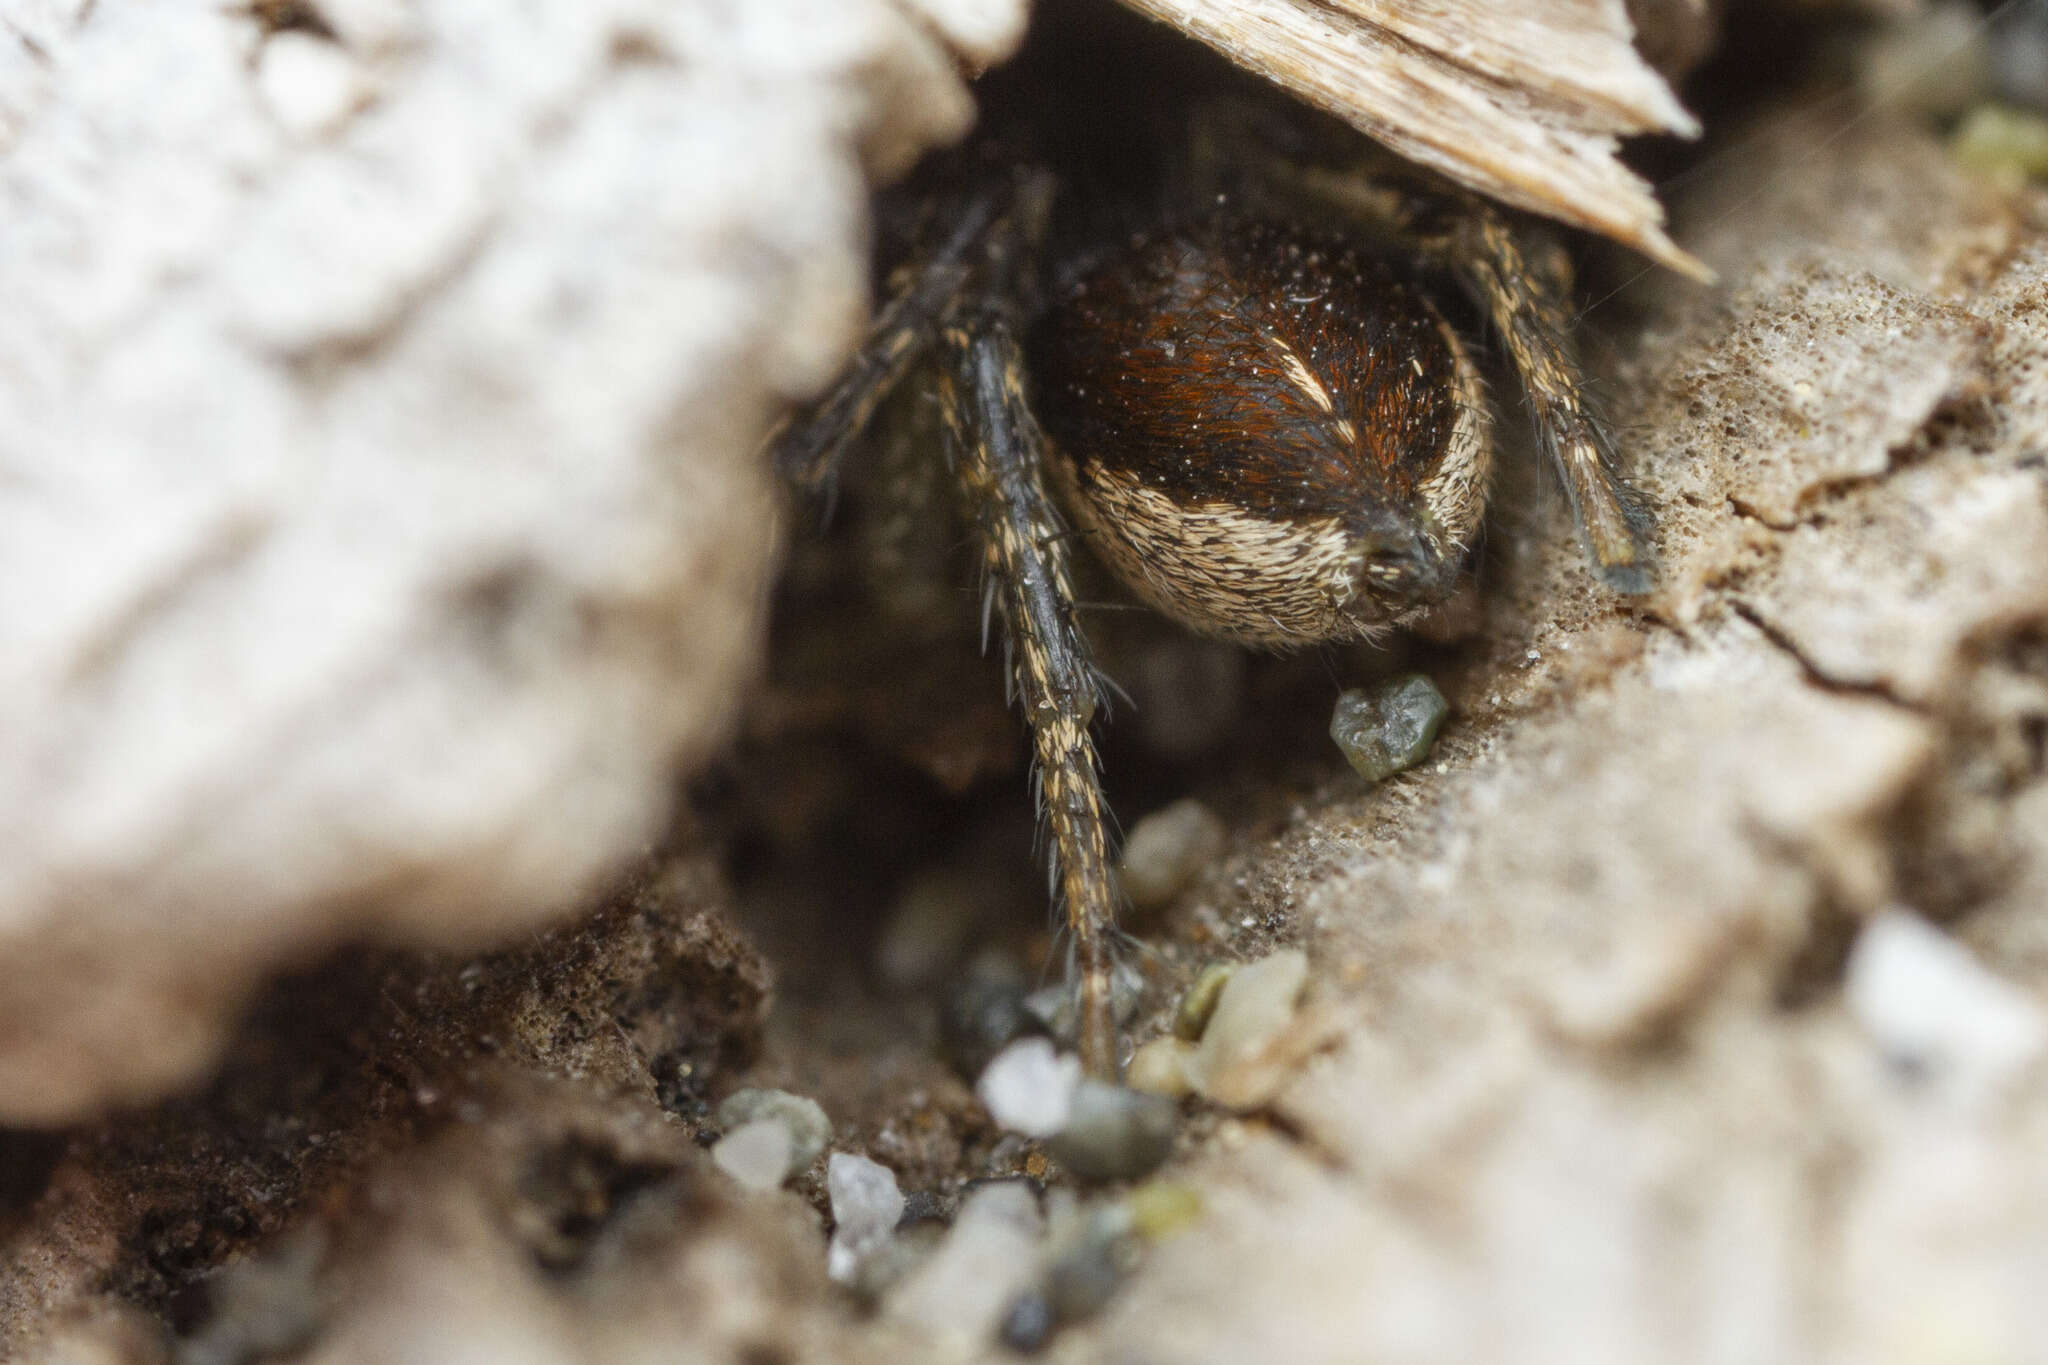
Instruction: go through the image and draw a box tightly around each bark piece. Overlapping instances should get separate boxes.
[1114,0,1707,274]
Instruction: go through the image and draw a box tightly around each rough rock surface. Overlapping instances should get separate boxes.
[0,0,1016,1123]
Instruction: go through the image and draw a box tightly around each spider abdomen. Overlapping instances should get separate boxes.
[1029,217,1492,648]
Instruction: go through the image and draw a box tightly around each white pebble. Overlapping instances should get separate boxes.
[1846,909,2048,1106]
[885,1181,1043,1341]
[826,1153,905,1284]
[712,1119,796,1192]
[976,1038,1081,1138]
[1119,799,1226,909]
[256,33,366,139]
[1188,948,1310,1110]
[716,1088,831,1171]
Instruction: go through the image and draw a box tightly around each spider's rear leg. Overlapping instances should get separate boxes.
[939,310,1122,1080]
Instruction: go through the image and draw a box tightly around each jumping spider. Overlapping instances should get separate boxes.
[771,19,1658,1081]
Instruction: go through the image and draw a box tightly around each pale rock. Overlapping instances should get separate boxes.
[826,1152,905,1284]
[1187,949,1310,1110]
[1125,1036,1197,1099]
[977,1038,1081,1138]
[884,1180,1043,1342]
[712,1119,797,1192]
[0,0,1022,1125]
[1119,799,1226,910]
[716,1089,832,1171]
[1846,909,2048,1106]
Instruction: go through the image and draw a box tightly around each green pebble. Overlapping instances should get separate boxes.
[1952,103,2048,183]
[1173,962,1236,1042]
[1329,674,1447,783]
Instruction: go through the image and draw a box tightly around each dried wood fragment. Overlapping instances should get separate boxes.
[1115,0,1711,277]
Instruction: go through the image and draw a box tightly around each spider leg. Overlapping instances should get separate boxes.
[771,173,1047,498]
[939,309,1121,1080]
[1424,203,1656,593]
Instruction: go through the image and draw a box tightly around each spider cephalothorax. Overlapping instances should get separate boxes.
[770,17,1657,1082]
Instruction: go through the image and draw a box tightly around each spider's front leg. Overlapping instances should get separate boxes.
[938,309,1122,1080]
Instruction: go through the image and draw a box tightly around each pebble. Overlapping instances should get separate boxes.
[318,0,420,52]
[826,1153,905,1284]
[1952,104,2048,185]
[711,1119,796,1191]
[977,1038,1081,1138]
[884,1180,1043,1341]
[940,963,1044,1080]
[715,1088,831,1172]
[1041,1209,1141,1326]
[898,1188,955,1227]
[847,1217,948,1304]
[1124,1035,1196,1099]
[1118,799,1226,909]
[1329,674,1447,783]
[1045,1080,1177,1182]
[1173,962,1236,1041]
[1188,948,1310,1110]
[1004,1181,1207,1352]
[997,1289,1057,1354]
[171,1226,328,1365]
[1845,909,2048,1106]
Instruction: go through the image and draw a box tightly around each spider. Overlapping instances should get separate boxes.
[768,12,1657,1083]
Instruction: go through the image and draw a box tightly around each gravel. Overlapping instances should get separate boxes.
[1329,674,1449,783]
[1187,948,1311,1110]
[1124,1036,1197,1099]
[1045,1081,1178,1183]
[826,1153,905,1285]
[1118,799,1227,910]
[712,1119,797,1192]
[1173,962,1236,1041]
[883,1179,1043,1342]
[977,1038,1082,1138]
[939,961,1045,1081]
[715,1088,832,1172]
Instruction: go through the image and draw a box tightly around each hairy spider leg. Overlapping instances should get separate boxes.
[770,168,1120,1076]
[1426,202,1657,593]
[941,312,1121,1080]
[770,183,1011,495]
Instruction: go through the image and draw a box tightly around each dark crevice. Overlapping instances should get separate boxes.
[1724,494,1804,531]
[1727,598,1920,712]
